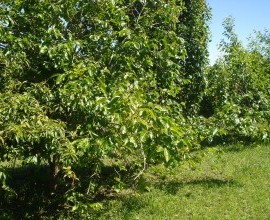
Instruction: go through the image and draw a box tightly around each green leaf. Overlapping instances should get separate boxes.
[163,148,170,162]
[109,96,120,106]
[156,146,164,153]
[119,28,131,38]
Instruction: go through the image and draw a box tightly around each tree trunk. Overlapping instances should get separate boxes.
[49,154,61,191]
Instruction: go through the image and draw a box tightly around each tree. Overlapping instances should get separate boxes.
[0,0,210,194]
[178,0,211,115]
[202,17,270,143]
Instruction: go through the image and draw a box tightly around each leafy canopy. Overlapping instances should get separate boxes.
[0,0,210,190]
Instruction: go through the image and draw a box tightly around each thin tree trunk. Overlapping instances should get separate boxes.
[49,154,61,191]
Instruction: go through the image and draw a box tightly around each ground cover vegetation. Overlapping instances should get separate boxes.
[61,144,270,219]
[0,0,270,218]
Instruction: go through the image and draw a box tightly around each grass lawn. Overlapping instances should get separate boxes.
[88,144,270,219]
[1,143,270,219]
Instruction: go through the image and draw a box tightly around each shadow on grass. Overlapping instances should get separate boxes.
[0,164,242,219]
[90,177,242,218]
[88,194,147,219]
[155,177,241,195]
[221,143,260,153]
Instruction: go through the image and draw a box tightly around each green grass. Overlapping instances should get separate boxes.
[87,144,270,219]
[1,144,270,219]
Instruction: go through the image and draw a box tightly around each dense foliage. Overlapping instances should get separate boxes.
[0,0,210,206]
[201,17,270,144]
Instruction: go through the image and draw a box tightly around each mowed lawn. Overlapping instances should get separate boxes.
[90,144,270,220]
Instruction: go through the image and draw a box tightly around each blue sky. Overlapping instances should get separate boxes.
[207,0,270,64]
